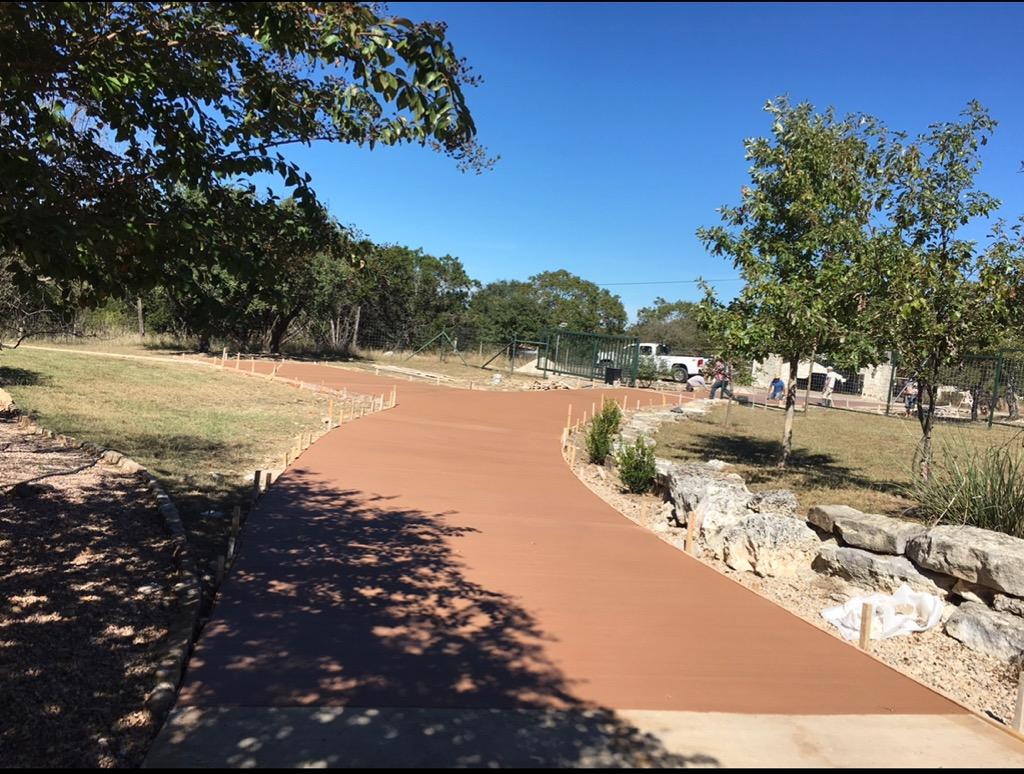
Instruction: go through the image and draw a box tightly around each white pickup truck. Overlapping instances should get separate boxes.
[596,343,706,382]
[638,343,706,382]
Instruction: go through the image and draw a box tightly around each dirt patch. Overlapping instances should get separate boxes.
[565,431,1019,726]
[0,417,183,767]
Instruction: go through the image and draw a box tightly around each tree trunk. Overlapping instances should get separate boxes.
[970,384,981,422]
[350,304,361,350]
[136,296,145,338]
[268,316,292,355]
[779,357,800,468]
[916,379,937,480]
[1007,381,1019,421]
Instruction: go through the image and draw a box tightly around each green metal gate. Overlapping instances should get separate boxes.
[537,328,639,386]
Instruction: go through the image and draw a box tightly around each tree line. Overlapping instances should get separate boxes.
[697,97,1024,477]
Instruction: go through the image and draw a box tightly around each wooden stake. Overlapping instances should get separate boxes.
[251,357,255,373]
[567,404,573,426]
[222,347,227,366]
[253,470,262,492]
[328,399,334,425]
[636,398,641,410]
[662,393,667,406]
[1013,671,1024,733]
[235,352,240,369]
[561,427,568,448]
[621,395,627,410]
[592,401,596,418]
[859,602,874,651]
[284,450,290,467]
[231,505,241,535]
[263,471,272,490]
[685,514,696,554]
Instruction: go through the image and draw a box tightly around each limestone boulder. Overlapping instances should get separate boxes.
[716,512,820,578]
[747,489,799,517]
[945,602,1024,662]
[807,505,926,555]
[807,504,863,533]
[993,594,1024,618]
[813,545,949,595]
[907,525,1024,597]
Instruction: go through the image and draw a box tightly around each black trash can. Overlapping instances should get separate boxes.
[604,367,622,385]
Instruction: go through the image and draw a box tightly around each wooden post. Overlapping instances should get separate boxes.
[253,470,262,493]
[621,395,627,410]
[859,602,874,651]
[581,410,588,425]
[635,398,640,410]
[678,391,683,406]
[221,347,227,366]
[231,505,241,535]
[685,514,696,554]
[263,471,272,490]
[235,352,240,369]
[284,450,290,467]
[251,357,255,373]
[561,427,568,449]
[328,399,334,427]
[662,393,667,406]
[592,401,596,418]
[567,404,572,427]
[1013,671,1024,733]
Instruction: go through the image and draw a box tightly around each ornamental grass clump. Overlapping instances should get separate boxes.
[908,435,1024,538]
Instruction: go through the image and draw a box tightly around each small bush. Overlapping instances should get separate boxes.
[616,437,657,494]
[636,355,670,388]
[585,401,623,463]
[909,437,1024,537]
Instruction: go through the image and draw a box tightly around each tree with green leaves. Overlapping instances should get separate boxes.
[467,280,548,343]
[629,298,711,353]
[862,104,1024,478]
[530,270,627,334]
[0,2,490,298]
[697,97,886,467]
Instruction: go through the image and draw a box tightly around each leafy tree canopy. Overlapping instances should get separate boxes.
[0,1,491,296]
[629,298,711,354]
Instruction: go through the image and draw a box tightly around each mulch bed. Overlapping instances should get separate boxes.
[0,417,183,767]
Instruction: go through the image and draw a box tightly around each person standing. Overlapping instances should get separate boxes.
[821,366,846,408]
[710,359,734,400]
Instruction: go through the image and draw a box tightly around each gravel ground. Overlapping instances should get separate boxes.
[565,431,1019,727]
[0,417,183,767]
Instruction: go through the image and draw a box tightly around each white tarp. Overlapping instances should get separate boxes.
[821,584,944,642]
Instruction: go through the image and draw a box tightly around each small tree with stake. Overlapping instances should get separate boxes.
[697,97,885,467]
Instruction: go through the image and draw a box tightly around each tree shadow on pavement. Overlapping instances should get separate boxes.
[152,474,718,767]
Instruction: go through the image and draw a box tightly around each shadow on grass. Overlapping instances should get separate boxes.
[149,475,715,768]
[0,452,181,767]
[662,424,908,501]
[0,365,48,387]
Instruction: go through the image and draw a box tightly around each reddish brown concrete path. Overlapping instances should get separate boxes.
[148,362,1024,767]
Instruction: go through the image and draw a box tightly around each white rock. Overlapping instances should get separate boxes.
[993,594,1024,618]
[807,504,863,533]
[945,602,1024,661]
[907,525,1024,596]
[717,512,820,578]
[814,545,948,595]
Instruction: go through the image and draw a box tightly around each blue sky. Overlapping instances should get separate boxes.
[276,2,1024,318]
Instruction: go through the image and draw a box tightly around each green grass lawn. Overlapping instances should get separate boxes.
[1,346,330,578]
[656,401,1024,518]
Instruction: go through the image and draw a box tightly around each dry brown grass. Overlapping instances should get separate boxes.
[656,401,1024,517]
[0,346,330,581]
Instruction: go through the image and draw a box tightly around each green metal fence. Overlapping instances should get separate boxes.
[883,350,1024,428]
[537,328,639,386]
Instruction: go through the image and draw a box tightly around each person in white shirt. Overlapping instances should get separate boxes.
[822,366,845,408]
[686,373,707,392]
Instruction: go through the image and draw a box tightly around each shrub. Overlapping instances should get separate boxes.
[636,355,670,388]
[908,436,1024,537]
[616,437,657,494]
[585,401,622,463]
